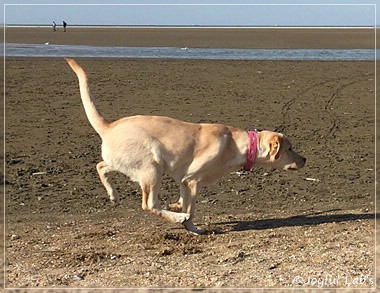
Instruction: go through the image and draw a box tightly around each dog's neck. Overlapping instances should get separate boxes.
[243,130,258,171]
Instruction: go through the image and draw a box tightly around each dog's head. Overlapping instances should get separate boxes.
[255,131,306,170]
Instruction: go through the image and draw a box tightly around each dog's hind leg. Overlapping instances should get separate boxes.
[96,161,120,203]
[140,165,190,224]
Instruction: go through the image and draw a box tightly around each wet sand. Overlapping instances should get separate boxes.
[5,27,376,49]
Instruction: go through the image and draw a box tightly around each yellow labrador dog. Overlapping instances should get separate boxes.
[66,58,306,234]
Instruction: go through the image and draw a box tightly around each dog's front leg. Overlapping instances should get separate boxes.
[181,180,205,235]
[168,194,183,212]
[140,167,190,224]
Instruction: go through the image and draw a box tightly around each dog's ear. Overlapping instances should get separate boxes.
[269,135,282,160]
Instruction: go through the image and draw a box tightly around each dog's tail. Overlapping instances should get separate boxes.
[65,58,109,136]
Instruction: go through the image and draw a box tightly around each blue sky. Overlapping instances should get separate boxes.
[1,0,379,26]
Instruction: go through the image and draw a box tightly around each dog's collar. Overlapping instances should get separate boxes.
[244,130,258,171]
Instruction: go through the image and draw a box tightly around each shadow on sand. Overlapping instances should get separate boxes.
[214,210,378,232]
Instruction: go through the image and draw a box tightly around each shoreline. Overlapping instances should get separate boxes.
[4,27,377,49]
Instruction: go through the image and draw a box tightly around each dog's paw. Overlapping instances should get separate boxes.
[168,202,182,212]
[180,213,191,223]
[110,197,120,205]
[171,212,190,224]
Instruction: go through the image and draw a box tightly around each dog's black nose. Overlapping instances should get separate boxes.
[303,157,307,164]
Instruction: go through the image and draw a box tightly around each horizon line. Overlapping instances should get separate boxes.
[3,24,376,29]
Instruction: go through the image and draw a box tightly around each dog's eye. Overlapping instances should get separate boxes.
[288,147,293,151]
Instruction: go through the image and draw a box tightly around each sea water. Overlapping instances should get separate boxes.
[3,43,377,60]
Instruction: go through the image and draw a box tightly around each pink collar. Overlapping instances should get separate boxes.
[244,130,258,171]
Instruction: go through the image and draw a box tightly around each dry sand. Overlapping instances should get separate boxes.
[3,27,378,292]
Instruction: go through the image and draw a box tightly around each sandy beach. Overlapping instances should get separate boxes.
[5,26,377,49]
[3,27,377,290]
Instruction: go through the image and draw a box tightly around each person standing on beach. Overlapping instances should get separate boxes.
[63,21,67,32]
[53,21,56,32]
